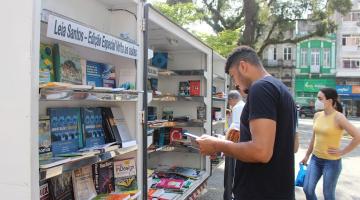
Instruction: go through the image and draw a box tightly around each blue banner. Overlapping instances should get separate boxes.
[336,85,352,95]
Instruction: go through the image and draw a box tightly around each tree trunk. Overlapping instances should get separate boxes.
[238,0,258,47]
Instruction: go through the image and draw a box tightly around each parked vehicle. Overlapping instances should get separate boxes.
[299,106,315,118]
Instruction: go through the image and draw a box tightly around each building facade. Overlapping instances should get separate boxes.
[335,0,360,117]
[262,43,296,95]
[295,36,337,106]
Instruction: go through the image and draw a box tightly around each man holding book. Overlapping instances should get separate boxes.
[197,46,297,200]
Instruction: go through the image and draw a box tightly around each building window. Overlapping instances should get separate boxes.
[342,35,360,46]
[311,49,320,67]
[343,11,360,21]
[273,48,277,60]
[284,47,292,60]
[301,49,307,66]
[342,59,360,69]
[323,48,330,66]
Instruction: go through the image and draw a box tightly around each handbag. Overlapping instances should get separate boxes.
[295,163,307,187]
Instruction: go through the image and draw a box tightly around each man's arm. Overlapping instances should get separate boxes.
[198,118,276,163]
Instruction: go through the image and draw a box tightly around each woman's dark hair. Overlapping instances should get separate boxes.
[320,87,343,113]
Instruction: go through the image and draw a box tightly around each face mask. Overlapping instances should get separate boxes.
[315,99,325,111]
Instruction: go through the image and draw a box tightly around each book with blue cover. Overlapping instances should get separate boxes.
[48,108,82,156]
[86,61,104,87]
[81,107,105,148]
[39,116,52,161]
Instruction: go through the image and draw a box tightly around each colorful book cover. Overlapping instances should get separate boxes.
[49,172,74,200]
[189,80,201,96]
[54,44,82,85]
[86,61,104,87]
[178,81,190,96]
[93,160,114,194]
[169,128,182,144]
[114,158,138,194]
[102,64,116,88]
[39,116,52,161]
[72,165,97,200]
[39,43,55,84]
[101,107,120,144]
[48,108,82,156]
[40,181,51,200]
[82,107,105,148]
[156,178,184,189]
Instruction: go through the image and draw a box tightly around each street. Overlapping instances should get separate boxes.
[199,119,360,200]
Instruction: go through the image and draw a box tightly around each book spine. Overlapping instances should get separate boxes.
[53,44,61,82]
[93,163,100,193]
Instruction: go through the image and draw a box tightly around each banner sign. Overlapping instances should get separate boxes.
[336,85,352,95]
[47,14,139,60]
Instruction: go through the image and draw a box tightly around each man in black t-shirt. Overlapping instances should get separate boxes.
[197,46,296,200]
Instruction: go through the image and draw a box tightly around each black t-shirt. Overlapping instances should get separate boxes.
[233,76,296,200]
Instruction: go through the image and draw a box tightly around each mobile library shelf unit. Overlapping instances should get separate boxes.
[211,52,228,165]
[1,0,146,199]
[144,5,213,200]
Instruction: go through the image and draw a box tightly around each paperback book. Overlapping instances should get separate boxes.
[72,165,97,200]
[111,107,136,148]
[39,43,55,84]
[40,181,51,200]
[39,116,52,161]
[101,107,121,145]
[93,160,115,194]
[114,158,138,194]
[86,61,104,87]
[48,108,82,156]
[53,44,82,85]
[49,172,74,200]
[82,107,106,148]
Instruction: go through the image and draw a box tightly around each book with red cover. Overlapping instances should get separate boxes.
[189,80,200,96]
[156,178,184,189]
[169,128,182,144]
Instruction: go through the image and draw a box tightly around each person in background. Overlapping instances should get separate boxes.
[197,46,297,200]
[223,90,245,200]
[301,88,360,200]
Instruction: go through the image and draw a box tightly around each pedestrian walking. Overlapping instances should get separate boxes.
[196,46,297,200]
[223,90,245,200]
[301,88,360,200]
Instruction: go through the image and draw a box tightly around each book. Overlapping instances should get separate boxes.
[169,128,182,145]
[48,108,82,156]
[93,160,115,194]
[49,172,74,200]
[114,158,138,194]
[102,64,116,88]
[82,107,106,148]
[72,165,97,200]
[53,44,82,85]
[86,61,104,87]
[106,193,131,200]
[101,107,121,145]
[189,80,201,96]
[39,116,52,161]
[39,43,55,84]
[111,107,137,148]
[40,181,51,200]
[178,81,190,96]
[156,178,184,190]
[159,192,179,200]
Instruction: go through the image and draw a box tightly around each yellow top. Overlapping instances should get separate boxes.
[313,111,344,160]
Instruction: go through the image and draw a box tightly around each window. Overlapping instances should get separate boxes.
[342,37,347,46]
[301,49,307,66]
[273,48,277,60]
[284,47,292,60]
[342,59,360,69]
[342,35,360,46]
[343,11,360,21]
[311,49,320,66]
[323,48,330,66]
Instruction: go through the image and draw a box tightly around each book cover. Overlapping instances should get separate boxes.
[49,172,74,200]
[53,44,82,85]
[189,80,201,96]
[40,181,51,200]
[39,43,55,84]
[178,81,190,96]
[156,178,184,189]
[72,165,97,200]
[169,128,182,144]
[114,158,138,194]
[101,107,120,145]
[39,116,52,161]
[93,160,114,194]
[111,107,136,147]
[152,52,168,69]
[48,108,82,156]
[82,107,106,148]
[86,61,104,87]
[102,64,116,88]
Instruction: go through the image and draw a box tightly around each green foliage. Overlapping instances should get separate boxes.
[197,29,240,57]
[153,2,203,26]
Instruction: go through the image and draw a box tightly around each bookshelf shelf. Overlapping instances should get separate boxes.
[39,145,138,181]
[158,69,205,77]
[212,96,226,101]
[148,121,205,129]
[151,95,205,102]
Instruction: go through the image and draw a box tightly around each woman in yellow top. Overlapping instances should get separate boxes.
[301,88,360,200]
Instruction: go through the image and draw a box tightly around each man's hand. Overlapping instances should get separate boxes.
[196,135,220,155]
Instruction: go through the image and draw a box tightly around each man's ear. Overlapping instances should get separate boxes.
[239,61,248,74]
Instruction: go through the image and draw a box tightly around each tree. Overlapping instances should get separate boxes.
[154,0,353,57]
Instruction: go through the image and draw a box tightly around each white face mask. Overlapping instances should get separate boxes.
[315,99,325,111]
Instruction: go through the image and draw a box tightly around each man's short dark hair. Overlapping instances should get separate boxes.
[225,46,263,74]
